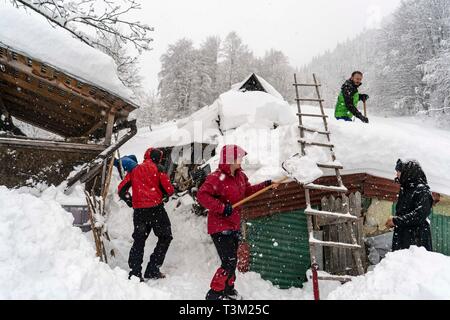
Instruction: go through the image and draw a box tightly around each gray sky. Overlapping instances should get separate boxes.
[134,0,401,91]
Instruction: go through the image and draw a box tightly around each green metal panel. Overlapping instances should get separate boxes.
[430,213,450,256]
[246,210,310,289]
[392,203,450,256]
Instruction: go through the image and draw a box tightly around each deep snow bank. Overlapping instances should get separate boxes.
[105,173,339,300]
[0,186,171,299]
[328,246,450,300]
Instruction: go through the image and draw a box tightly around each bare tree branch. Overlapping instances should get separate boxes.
[9,0,154,52]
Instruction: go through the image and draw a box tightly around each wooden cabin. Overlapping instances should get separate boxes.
[0,44,138,188]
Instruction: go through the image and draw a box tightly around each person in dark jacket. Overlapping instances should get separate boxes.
[335,71,369,123]
[197,145,275,300]
[385,159,433,252]
[118,147,175,281]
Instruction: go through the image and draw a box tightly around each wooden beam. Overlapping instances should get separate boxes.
[104,112,115,145]
[0,136,106,152]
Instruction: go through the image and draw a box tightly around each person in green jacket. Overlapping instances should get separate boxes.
[335,71,369,123]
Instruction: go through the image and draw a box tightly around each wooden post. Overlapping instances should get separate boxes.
[104,111,115,145]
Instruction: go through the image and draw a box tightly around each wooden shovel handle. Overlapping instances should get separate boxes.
[232,176,290,209]
[363,101,367,117]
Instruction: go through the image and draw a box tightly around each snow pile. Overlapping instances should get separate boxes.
[0,186,171,299]
[218,91,294,131]
[0,3,133,101]
[231,73,284,100]
[121,101,450,194]
[328,247,450,300]
[282,154,323,184]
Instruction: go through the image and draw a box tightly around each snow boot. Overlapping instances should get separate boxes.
[205,289,226,300]
[144,271,166,281]
[128,271,144,282]
[225,288,243,300]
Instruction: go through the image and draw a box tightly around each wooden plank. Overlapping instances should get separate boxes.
[293,83,321,87]
[0,55,113,111]
[0,137,106,152]
[297,113,328,118]
[298,139,334,148]
[1,87,96,124]
[295,98,325,102]
[104,112,115,145]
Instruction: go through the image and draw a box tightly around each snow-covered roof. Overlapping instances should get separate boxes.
[0,3,133,102]
[232,73,284,100]
[122,101,450,195]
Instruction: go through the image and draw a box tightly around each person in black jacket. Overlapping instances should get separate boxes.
[385,159,433,251]
[334,71,369,123]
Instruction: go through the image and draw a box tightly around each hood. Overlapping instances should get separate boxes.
[144,147,163,164]
[398,160,429,188]
[114,155,138,173]
[218,145,247,175]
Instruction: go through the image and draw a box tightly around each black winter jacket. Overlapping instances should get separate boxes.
[392,162,433,251]
[341,80,365,120]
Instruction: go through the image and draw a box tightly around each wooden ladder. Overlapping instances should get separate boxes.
[293,74,364,296]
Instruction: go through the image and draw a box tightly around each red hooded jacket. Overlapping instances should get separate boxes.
[197,145,267,235]
[118,148,174,209]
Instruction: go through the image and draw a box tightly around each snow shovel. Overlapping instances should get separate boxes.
[281,153,323,186]
[231,176,289,209]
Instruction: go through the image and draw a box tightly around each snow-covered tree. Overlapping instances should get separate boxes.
[219,32,256,92]
[158,39,197,118]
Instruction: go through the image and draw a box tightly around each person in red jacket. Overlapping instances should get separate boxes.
[118,147,175,281]
[197,144,273,300]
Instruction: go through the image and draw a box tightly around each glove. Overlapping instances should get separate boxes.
[360,94,369,102]
[124,192,133,208]
[223,203,233,217]
[264,180,272,187]
[359,115,369,124]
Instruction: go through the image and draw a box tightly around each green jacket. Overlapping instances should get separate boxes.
[335,80,363,120]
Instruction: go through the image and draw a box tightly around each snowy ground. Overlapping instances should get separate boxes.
[0,185,340,299]
[2,182,450,300]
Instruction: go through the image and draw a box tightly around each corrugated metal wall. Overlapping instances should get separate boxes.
[246,210,310,289]
[430,213,450,256]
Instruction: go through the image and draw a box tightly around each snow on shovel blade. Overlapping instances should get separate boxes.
[282,153,323,185]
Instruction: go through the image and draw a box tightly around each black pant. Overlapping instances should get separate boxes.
[211,231,240,291]
[128,204,173,278]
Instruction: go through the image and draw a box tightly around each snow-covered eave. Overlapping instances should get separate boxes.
[0,41,139,109]
[336,168,450,196]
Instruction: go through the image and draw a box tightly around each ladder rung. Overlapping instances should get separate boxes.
[298,139,334,148]
[311,275,353,283]
[293,83,321,87]
[298,125,330,135]
[304,184,348,193]
[305,208,357,220]
[316,162,344,170]
[297,113,328,118]
[296,98,324,102]
[309,237,361,250]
